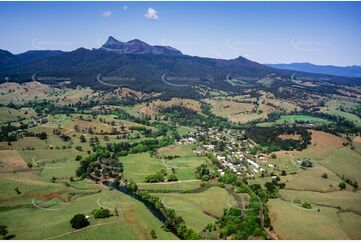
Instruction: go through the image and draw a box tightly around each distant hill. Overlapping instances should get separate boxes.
[266,62,361,78]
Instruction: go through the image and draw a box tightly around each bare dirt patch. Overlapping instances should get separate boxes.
[123,205,151,239]
[278,134,301,140]
[0,150,28,172]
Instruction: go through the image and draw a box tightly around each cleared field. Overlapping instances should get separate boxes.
[157,144,196,157]
[322,147,361,184]
[163,156,208,180]
[258,114,331,127]
[18,149,82,164]
[153,187,236,232]
[130,98,202,117]
[278,190,361,214]
[268,198,361,239]
[176,126,195,136]
[275,130,344,161]
[0,107,34,124]
[40,160,79,181]
[320,99,361,127]
[121,152,166,182]
[204,99,256,117]
[352,136,361,155]
[0,150,27,172]
[284,164,343,192]
[138,180,202,191]
[0,166,176,240]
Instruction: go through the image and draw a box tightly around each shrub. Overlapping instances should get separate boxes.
[339,182,346,190]
[150,229,157,239]
[75,155,82,161]
[302,201,312,209]
[93,208,111,218]
[321,173,328,179]
[167,173,178,182]
[69,214,89,229]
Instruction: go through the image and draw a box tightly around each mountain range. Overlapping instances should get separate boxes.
[266,62,361,78]
[0,36,360,98]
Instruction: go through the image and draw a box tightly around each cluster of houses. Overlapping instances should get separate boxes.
[182,127,271,177]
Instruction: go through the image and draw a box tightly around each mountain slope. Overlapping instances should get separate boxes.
[266,62,361,78]
[0,38,360,99]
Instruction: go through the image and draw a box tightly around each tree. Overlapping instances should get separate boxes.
[128,180,138,192]
[36,132,48,140]
[281,170,286,176]
[0,225,8,237]
[339,182,346,190]
[321,173,328,179]
[271,153,276,159]
[69,214,89,229]
[150,229,157,239]
[80,135,87,143]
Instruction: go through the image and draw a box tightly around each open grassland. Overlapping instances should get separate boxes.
[258,114,331,127]
[18,149,82,164]
[274,130,344,161]
[0,165,176,240]
[176,126,195,136]
[163,156,208,180]
[40,160,79,181]
[204,98,256,117]
[284,164,344,192]
[0,107,35,124]
[322,147,361,184]
[121,152,166,182]
[0,82,56,105]
[278,190,361,214]
[152,187,237,232]
[138,180,202,191]
[122,151,208,182]
[320,99,361,127]
[157,144,196,157]
[0,150,27,172]
[353,136,361,155]
[128,98,202,117]
[268,198,361,239]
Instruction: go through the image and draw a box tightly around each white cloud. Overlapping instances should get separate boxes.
[123,5,128,10]
[145,8,159,20]
[102,11,112,17]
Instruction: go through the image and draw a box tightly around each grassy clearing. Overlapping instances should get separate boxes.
[0,172,176,240]
[157,144,195,157]
[18,149,82,164]
[268,198,360,239]
[176,126,195,136]
[284,164,343,192]
[163,156,208,180]
[153,187,236,232]
[121,152,165,182]
[278,190,361,213]
[258,114,331,127]
[0,150,27,171]
[40,161,79,181]
[322,147,361,184]
[138,180,202,191]
[320,99,361,127]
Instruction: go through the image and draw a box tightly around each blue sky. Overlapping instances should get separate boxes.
[0,1,360,66]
